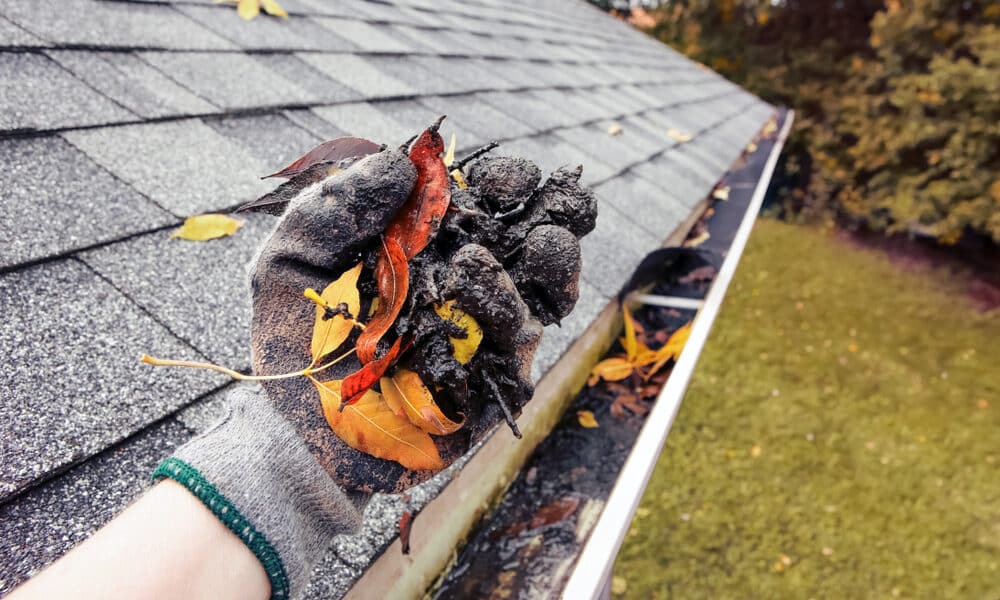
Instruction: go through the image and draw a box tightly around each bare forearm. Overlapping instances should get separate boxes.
[11,480,269,600]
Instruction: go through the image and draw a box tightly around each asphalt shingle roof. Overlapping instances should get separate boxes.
[0,0,775,595]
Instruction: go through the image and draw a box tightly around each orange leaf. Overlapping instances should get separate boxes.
[381,369,464,435]
[622,305,639,362]
[341,338,402,407]
[309,262,362,364]
[356,237,409,364]
[588,357,636,386]
[313,378,444,471]
[577,410,599,428]
[645,322,692,378]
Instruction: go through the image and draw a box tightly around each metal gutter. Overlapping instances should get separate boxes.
[561,110,796,599]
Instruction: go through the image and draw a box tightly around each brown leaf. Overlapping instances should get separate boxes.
[236,163,341,215]
[314,378,444,471]
[530,496,580,529]
[678,265,717,284]
[381,368,464,435]
[399,511,413,555]
[308,262,362,364]
[613,393,650,416]
[263,137,380,179]
[356,236,409,364]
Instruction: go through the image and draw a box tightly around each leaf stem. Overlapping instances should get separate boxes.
[141,346,356,381]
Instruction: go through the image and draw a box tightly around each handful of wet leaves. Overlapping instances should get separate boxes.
[144,117,597,482]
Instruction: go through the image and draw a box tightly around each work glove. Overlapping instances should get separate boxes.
[152,131,597,599]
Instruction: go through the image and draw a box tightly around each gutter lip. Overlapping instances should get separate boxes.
[560,109,796,600]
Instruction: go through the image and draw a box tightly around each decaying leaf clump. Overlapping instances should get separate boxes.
[145,119,598,481]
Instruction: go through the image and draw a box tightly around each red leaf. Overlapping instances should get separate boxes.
[356,237,409,364]
[384,119,451,260]
[263,136,381,179]
[399,511,413,555]
[340,338,402,408]
[529,496,580,529]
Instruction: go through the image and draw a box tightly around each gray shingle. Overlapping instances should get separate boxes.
[63,120,272,217]
[314,17,413,53]
[45,50,218,120]
[0,259,224,501]
[529,133,616,186]
[554,124,648,172]
[253,54,363,105]
[178,6,357,52]
[579,198,660,298]
[417,94,535,144]
[362,54,454,96]
[204,113,321,174]
[0,53,135,133]
[140,51,314,110]
[311,101,411,145]
[369,99,479,152]
[0,136,175,270]
[298,52,416,98]
[283,108,351,140]
[476,90,575,132]
[80,214,274,369]
[593,172,689,240]
[0,14,42,46]
[0,418,194,596]
[0,0,235,49]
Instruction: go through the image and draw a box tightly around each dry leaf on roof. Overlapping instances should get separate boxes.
[712,186,731,201]
[607,124,624,136]
[382,368,464,435]
[684,230,710,248]
[216,0,288,20]
[314,378,444,471]
[170,214,244,241]
[306,262,362,364]
[577,410,599,428]
[667,128,693,143]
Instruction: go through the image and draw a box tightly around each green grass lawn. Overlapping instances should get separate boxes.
[614,219,1000,599]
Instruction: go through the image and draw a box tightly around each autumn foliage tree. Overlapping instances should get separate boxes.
[640,0,1000,244]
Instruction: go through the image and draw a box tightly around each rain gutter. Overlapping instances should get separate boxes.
[561,110,795,599]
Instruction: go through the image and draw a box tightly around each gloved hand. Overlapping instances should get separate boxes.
[153,131,596,599]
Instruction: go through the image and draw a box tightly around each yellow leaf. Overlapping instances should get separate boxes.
[607,123,623,136]
[381,369,464,435]
[577,410,599,428]
[313,378,444,471]
[622,305,639,362]
[434,300,482,365]
[237,0,259,19]
[259,0,288,17]
[645,322,692,377]
[170,214,244,241]
[451,169,468,190]
[712,186,731,201]
[745,142,758,153]
[684,230,710,248]
[588,357,635,385]
[667,128,693,143]
[309,263,362,363]
[443,133,456,167]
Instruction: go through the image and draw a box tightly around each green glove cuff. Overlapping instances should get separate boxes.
[151,388,365,600]
[152,457,290,598]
